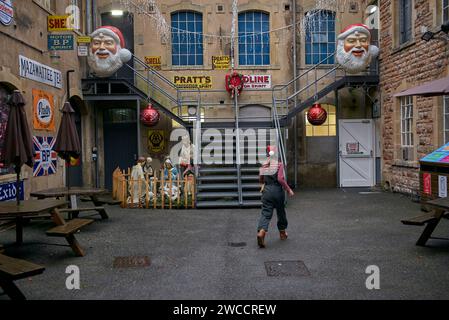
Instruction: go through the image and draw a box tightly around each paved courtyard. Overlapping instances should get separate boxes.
[1,188,449,300]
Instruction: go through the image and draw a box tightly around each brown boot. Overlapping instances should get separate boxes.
[279,230,288,240]
[257,229,266,248]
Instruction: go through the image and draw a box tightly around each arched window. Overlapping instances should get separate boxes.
[238,11,270,66]
[171,11,203,66]
[305,10,335,65]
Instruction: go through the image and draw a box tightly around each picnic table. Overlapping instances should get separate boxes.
[31,187,110,220]
[0,199,93,256]
[402,197,449,246]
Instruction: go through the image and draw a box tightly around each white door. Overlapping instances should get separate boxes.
[339,119,375,187]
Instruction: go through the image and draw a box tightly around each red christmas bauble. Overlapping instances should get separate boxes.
[307,103,327,126]
[140,103,160,127]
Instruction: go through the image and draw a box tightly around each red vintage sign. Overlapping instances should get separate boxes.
[423,173,432,195]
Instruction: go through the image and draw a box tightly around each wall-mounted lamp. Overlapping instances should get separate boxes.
[421,21,449,42]
[111,10,124,16]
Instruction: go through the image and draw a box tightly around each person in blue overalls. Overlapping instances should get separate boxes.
[257,145,294,248]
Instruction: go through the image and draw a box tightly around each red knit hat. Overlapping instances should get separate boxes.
[338,23,371,40]
[91,26,127,47]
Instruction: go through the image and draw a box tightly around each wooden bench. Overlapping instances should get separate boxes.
[58,207,108,220]
[402,209,449,246]
[401,212,437,226]
[80,196,121,206]
[46,218,94,257]
[0,254,45,300]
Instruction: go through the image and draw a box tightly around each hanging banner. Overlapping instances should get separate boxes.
[19,55,63,89]
[48,34,74,51]
[33,89,55,131]
[173,76,212,89]
[243,74,272,89]
[148,130,165,154]
[33,136,57,177]
[144,56,161,70]
[47,15,72,31]
[423,173,432,195]
[0,0,13,26]
[212,56,230,70]
[439,175,447,198]
[0,180,24,202]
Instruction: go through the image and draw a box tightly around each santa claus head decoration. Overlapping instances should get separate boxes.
[88,26,132,77]
[307,103,327,126]
[336,24,379,74]
[140,103,160,127]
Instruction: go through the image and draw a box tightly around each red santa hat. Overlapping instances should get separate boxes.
[337,24,371,41]
[90,25,132,62]
[267,145,277,156]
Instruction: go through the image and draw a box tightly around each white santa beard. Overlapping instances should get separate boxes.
[336,42,371,73]
[88,48,124,77]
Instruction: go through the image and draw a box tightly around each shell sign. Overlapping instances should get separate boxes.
[33,89,55,131]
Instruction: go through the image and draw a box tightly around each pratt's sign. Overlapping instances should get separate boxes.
[173,75,212,89]
[33,89,55,131]
[144,56,161,70]
[243,75,271,89]
[19,55,62,89]
[47,15,72,31]
[0,180,24,202]
[48,34,74,51]
[212,56,230,70]
[0,0,13,26]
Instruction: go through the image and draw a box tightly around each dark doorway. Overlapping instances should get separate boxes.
[101,11,134,80]
[67,98,83,187]
[103,106,137,190]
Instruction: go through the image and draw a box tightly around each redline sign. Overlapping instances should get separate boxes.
[242,74,272,89]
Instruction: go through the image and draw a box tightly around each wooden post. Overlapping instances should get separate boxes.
[184,176,188,209]
[167,175,171,210]
[161,173,165,209]
[153,176,157,209]
[145,174,149,209]
[177,175,180,208]
[192,176,195,208]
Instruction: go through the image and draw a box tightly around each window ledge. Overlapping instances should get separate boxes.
[32,0,55,15]
[236,65,281,71]
[391,40,416,55]
[392,159,419,169]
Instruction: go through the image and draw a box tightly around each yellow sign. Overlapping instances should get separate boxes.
[148,130,165,154]
[47,15,72,31]
[212,56,230,70]
[32,89,55,131]
[77,36,91,43]
[144,56,161,70]
[173,76,212,89]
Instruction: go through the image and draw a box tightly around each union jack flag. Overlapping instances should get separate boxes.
[33,136,57,177]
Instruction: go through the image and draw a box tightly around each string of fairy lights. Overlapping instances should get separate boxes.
[119,0,350,47]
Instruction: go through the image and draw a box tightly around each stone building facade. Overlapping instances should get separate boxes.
[379,0,449,194]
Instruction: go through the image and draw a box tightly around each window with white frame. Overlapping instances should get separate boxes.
[171,11,203,66]
[444,0,449,23]
[400,96,414,147]
[305,10,336,65]
[444,95,449,143]
[238,11,270,66]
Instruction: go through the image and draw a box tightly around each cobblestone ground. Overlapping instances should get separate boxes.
[1,188,449,300]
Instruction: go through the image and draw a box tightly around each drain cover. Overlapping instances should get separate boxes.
[228,242,247,247]
[113,256,151,268]
[264,260,310,277]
